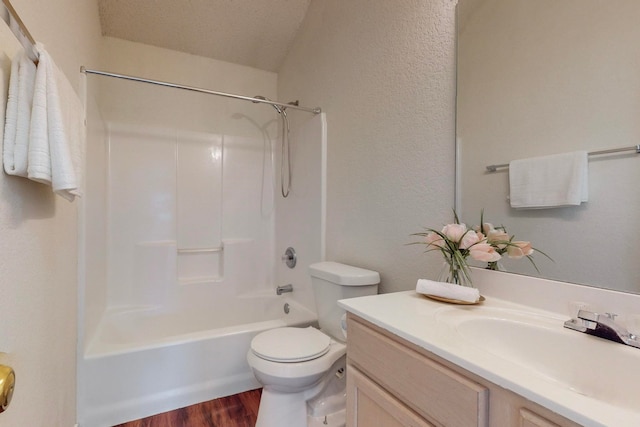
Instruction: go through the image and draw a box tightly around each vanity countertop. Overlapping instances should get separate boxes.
[338,290,640,427]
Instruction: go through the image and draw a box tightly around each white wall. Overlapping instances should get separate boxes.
[97,37,278,135]
[278,0,458,293]
[0,1,102,426]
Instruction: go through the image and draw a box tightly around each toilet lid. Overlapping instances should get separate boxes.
[251,327,331,363]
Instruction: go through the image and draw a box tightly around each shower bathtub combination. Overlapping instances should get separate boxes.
[79,64,326,426]
[82,294,316,427]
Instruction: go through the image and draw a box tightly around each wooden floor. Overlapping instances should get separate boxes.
[114,389,262,427]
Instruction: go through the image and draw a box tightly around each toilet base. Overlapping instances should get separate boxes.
[255,388,309,427]
[255,389,346,427]
[308,408,346,427]
[255,357,347,427]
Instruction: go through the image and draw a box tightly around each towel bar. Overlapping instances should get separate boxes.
[486,145,640,172]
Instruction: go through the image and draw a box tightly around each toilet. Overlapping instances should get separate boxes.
[247,261,380,427]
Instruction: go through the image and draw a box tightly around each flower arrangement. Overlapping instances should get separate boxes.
[412,211,548,287]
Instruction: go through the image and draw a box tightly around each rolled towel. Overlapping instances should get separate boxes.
[416,279,480,303]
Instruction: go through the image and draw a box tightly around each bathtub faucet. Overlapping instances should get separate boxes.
[277,284,293,295]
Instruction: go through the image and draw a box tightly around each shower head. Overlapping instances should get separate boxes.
[253,95,283,114]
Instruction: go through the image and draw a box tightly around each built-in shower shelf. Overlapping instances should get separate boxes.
[178,276,224,286]
[178,246,224,286]
[177,246,223,254]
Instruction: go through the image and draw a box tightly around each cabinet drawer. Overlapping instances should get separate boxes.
[347,316,488,427]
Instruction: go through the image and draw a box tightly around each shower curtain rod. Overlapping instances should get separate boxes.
[80,67,322,114]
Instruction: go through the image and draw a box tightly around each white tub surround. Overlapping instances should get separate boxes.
[339,270,640,427]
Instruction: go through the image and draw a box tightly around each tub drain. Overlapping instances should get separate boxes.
[283,303,290,314]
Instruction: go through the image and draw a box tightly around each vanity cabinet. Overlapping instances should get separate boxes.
[346,314,581,427]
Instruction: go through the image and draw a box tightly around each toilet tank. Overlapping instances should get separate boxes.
[309,262,380,342]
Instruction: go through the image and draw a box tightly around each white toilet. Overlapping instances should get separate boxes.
[247,261,380,427]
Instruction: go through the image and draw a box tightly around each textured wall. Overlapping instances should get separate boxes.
[0,0,102,426]
[278,0,458,293]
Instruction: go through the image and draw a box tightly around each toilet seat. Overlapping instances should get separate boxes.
[251,327,331,363]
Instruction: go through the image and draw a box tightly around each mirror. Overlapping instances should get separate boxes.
[456,0,640,294]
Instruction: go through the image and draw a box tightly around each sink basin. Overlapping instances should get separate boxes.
[436,306,640,411]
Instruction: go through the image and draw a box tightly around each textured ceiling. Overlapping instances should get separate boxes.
[98,0,312,72]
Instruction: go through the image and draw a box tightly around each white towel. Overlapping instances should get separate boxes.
[509,151,588,209]
[28,43,84,201]
[3,49,36,176]
[416,279,480,303]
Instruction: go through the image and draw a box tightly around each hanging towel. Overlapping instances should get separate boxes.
[28,43,84,201]
[509,151,588,209]
[416,279,480,303]
[3,49,36,176]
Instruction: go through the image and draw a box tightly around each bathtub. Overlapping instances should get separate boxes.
[79,295,317,427]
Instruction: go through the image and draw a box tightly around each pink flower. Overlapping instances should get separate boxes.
[469,243,502,262]
[424,232,444,248]
[441,223,467,242]
[487,229,510,249]
[507,241,534,259]
[459,230,480,249]
[480,222,494,235]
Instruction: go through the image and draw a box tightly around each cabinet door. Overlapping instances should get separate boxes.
[519,408,563,427]
[347,365,434,427]
[347,315,488,426]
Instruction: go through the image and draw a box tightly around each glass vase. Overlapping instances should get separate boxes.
[437,258,473,287]
[486,261,505,271]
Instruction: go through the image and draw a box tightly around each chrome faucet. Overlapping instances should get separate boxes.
[276,284,293,295]
[564,310,640,349]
